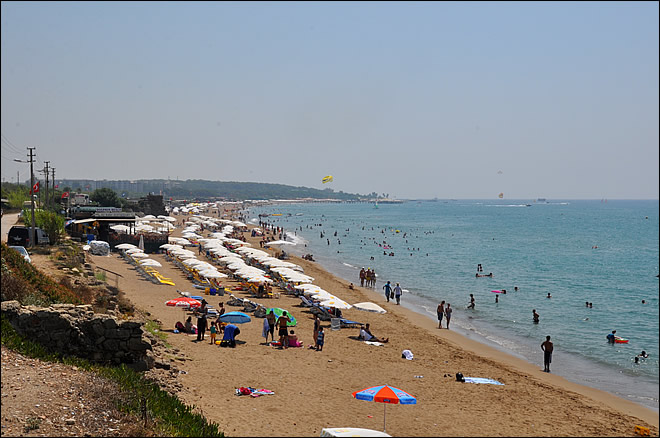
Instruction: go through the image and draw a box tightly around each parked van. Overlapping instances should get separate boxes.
[7,226,50,246]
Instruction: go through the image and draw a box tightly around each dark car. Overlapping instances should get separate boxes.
[7,226,50,247]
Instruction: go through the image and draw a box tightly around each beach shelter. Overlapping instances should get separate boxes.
[352,385,416,433]
[268,308,297,327]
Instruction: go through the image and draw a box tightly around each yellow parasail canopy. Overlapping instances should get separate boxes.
[322,175,333,183]
[498,193,504,198]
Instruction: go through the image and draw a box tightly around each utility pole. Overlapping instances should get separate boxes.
[44,161,50,210]
[28,147,36,248]
[51,167,56,210]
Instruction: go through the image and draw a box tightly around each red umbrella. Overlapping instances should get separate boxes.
[165,297,202,308]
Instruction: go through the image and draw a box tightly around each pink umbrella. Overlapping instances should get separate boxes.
[165,297,202,308]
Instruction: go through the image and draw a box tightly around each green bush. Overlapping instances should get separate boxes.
[21,209,66,244]
[1,242,81,305]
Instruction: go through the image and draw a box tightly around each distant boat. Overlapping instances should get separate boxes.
[537,198,547,203]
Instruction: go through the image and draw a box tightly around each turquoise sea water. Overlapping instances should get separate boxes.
[246,200,659,411]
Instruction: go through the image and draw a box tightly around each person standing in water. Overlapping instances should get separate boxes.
[445,303,453,329]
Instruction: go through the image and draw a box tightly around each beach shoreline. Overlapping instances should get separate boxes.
[82,209,658,436]
[279,248,660,428]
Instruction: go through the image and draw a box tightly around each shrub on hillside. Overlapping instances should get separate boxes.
[1,243,81,305]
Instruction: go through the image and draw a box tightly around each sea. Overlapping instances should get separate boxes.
[245,199,659,412]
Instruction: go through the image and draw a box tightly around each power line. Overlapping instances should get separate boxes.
[1,133,23,154]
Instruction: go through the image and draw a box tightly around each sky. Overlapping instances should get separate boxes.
[1,1,658,200]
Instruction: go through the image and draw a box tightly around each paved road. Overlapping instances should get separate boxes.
[1,212,20,243]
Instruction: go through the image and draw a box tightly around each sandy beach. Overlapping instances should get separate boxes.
[84,214,658,437]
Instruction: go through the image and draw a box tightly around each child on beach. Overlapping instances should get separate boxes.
[316,327,325,351]
[210,321,217,345]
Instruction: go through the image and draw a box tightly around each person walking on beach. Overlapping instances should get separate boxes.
[445,303,453,329]
[541,335,553,372]
[195,300,208,342]
[359,268,366,287]
[383,281,393,303]
[437,301,445,329]
[533,309,540,324]
[467,294,475,309]
[393,283,402,305]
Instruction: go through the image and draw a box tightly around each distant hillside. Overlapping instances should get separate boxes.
[55,179,367,201]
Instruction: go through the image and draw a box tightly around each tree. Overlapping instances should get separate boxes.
[90,188,121,207]
[20,209,65,244]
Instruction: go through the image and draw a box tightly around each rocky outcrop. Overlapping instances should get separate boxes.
[1,300,153,370]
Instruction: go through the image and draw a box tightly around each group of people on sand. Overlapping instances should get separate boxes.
[261,310,325,350]
[359,267,377,288]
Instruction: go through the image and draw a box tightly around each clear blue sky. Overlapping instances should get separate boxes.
[2,1,658,199]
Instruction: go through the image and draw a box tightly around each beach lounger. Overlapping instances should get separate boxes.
[339,318,364,329]
[309,306,333,321]
[299,296,317,307]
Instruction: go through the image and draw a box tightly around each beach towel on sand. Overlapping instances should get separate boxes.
[463,377,504,385]
[235,387,275,397]
[364,341,384,346]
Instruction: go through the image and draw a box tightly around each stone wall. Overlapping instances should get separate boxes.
[1,300,154,371]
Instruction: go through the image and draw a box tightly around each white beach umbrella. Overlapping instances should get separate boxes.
[307,291,334,301]
[115,243,137,250]
[352,302,387,314]
[264,240,296,246]
[130,252,149,259]
[199,270,229,279]
[142,214,157,220]
[169,237,192,245]
[110,224,131,233]
[139,259,162,267]
[125,248,144,254]
[319,298,352,310]
[182,258,203,266]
